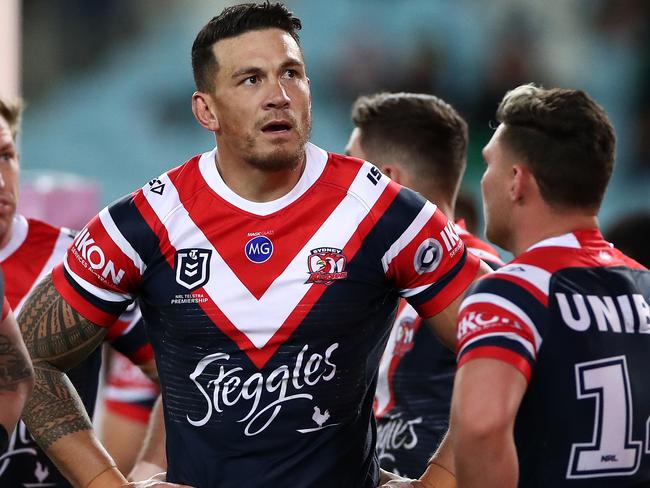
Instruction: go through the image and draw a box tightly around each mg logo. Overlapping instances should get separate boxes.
[245,236,273,264]
[175,248,212,290]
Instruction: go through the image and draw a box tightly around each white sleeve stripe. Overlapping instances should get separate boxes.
[381,201,438,273]
[459,331,537,358]
[63,257,133,302]
[468,247,503,263]
[496,263,551,295]
[99,208,146,274]
[460,292,542,350]
[399,283,431,298]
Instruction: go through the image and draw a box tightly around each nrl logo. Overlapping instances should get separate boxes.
[175,248,212,291]
[305,247,348,285]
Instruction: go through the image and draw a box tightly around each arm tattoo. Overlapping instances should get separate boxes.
[18,274,108,449]
[0,333,32,391]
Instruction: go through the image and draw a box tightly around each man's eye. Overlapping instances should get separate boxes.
[284,69,297,78]
[243,75,259,85]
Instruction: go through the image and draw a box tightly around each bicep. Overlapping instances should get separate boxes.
[18,274,108,370]
[451,358,528,434]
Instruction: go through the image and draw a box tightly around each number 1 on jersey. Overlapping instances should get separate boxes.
[567,356,642,479]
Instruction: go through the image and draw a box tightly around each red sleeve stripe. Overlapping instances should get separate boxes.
[414,250,480,318]
[381,201,437,272]
[52,265,119,327]
[126,343,154,365]
[460,292,542,350]
[63,258,133,303]
[104,400,152,423]
[458,345,533,382]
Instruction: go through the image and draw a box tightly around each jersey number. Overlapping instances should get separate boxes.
[566,356,642,479]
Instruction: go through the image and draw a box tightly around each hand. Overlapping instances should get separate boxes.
[124,472,194,487]
[378,478,430,488]
[128,461,167,482]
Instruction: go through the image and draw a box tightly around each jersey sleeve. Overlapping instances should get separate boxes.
[52,195,146,327]
[107,303,154,365]
[383,193,480,318]
[456,272,549,382]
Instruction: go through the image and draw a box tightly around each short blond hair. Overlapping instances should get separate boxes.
[0,96,24,140]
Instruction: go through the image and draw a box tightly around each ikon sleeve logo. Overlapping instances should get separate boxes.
[175,248,212,290]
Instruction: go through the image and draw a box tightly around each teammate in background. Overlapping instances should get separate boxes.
[101,347,160,474]
[0,95,160,487]
[454,191,479,235]
[452,84,650,487]
[18,3,490,487]
[345,92,502,478]
[0,267,34,461]
[605,211,650,268]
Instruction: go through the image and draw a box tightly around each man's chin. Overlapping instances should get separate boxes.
[249,144,305,172]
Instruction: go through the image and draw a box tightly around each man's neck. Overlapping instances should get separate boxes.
[510,210,599,256]
[214,147,306,203]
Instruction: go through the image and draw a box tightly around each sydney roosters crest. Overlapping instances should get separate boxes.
[306,247,348,285]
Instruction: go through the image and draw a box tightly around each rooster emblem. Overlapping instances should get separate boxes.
[312,406,330,427]
[306,248,348,285]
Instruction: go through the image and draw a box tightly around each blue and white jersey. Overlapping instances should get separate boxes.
[457,229,650,487]
[53,143,479,488]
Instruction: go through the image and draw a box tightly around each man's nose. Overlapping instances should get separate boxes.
[265,80,290,109]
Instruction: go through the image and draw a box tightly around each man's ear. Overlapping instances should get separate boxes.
[510,163,535,205]
[192,91,220,132]
[381,164,402,185]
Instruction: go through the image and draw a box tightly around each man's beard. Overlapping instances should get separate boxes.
[244,115,311,172]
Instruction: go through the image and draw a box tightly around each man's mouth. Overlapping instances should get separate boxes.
[261,120,293,133]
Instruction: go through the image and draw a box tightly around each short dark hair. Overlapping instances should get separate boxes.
[0,96,23,140]
[496,84,616,211]
[191,2,302,93]
[351,92,468,202]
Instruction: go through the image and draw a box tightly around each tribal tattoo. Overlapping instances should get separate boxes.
[0,333,32,392]
[18,274,107,449]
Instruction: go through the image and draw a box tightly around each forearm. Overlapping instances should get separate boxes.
[454,429,517,488]
[128,395,167,481]
[419,432,456,488]
[23,364,125,487]
[18,275,126,487]
[0,313,35,433]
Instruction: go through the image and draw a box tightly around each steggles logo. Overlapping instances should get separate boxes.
[187,343,339,436]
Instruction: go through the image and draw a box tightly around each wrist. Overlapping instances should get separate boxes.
[128,460,166,482]
[85,466,127,488]
[420,461,456,488]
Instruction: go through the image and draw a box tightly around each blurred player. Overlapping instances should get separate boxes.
[605,211,650,268]
[346,92,502,478]
[17,3,490,487]
[0,266,34,462]
[0,95,159,487]
[452,84,650,487]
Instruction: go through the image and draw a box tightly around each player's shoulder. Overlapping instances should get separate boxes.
[25,216,77,245]
[139,152,206,200]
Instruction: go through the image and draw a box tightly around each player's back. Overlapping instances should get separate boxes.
[503,231,650,487]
